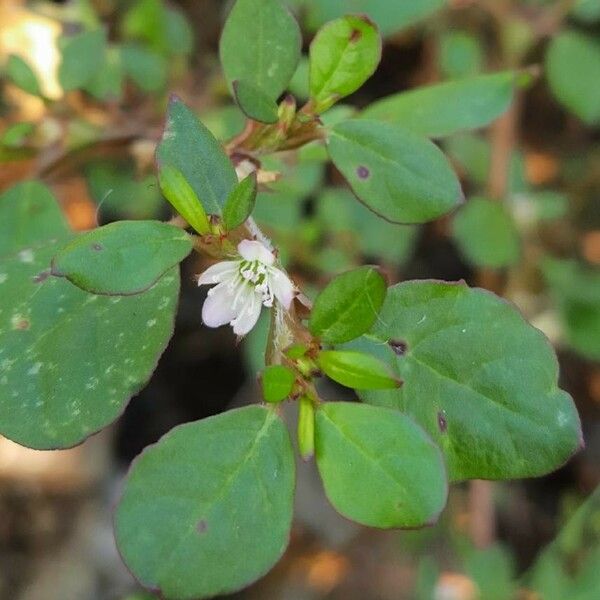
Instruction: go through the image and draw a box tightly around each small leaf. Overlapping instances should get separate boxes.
[543,258,600,361]
[318,350,401,390]
[309,265,386,343]
[6,55,42,96]
[439,31,483,79]
[222,173,258,231]
[327,119,463,224]
[309,14,381,113]
[121,43,167,92]
[220,0,301,102]
[52,221,192,295]
[156,96,238,216]
[298,396,315,460]
[158,164,211,234]
[1,122,36,148]
[115,406,295,599]
[353,280,583,481]
[315,402,447,527]
[232,80,279,124]
[0,181,70,257]
[261,365,296,403]
[546,31,600,125]
[451,197,520,268]
[361,71,520,138]
[59,29,106,91]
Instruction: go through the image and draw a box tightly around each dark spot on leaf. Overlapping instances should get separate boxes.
[349,28,362,43]
[438,410,447,433]
[356,165,370,179]
[197,520,208,534]
[15,319,30,330]
[32,270,50,284]
[388,339,407,356]
[92,243,103,251]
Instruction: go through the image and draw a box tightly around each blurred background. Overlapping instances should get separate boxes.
[1,0,599,598]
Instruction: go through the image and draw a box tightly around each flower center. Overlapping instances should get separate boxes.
[238,260,274,307]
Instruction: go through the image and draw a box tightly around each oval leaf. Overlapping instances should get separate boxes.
[315,402,448,527]
[52,221,192,295]
[353,280,583,481]
[327,119,463,224]
[59,29,107,91]
[451,197,520,268]
[0,246,179,450]
[546,31,600,125]
[7,55,42,96]
[156,96,238,215]
[220,0,301,101]
[261,364,296,403]
[309,15,382,113]
[309,265,386,343]
[222,172,258,231]
[361,71,520,138]
[318,350,401,390]
[115,406,295,599]
[233,79,279,124]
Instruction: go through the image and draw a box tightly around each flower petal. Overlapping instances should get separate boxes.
[197,261,239,286]
[238,240,275,265]
[202,284,237,328]
[232,291,263,336]
[270,269,295,309]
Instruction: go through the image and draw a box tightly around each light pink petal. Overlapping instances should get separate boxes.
[197,261,238,286]
[270,270,295,309]
[238,240,274,265]
[202,284,237,328]
[232,291,263,336]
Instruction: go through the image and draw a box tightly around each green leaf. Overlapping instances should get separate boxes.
[52,221,192,295]
[157,164,210,234]
[318,350,401,390]
[309,266,386,343]
[220,0,301,101]
[1,122,35,148]
[465,545,516,600]
[121,43,167,92]
[0,181,70,256]
[316,187,418,266]
[309,14,381,113]
[59,29,106,91]
[353,280,582,480]
[84,46,123,100]
[6,55,42,96]
[0,185,178,449]
[361,71,519,138]
[439,31,483,79]
[451,197,521,268]
[315,402,447,527]
[572,0,600,23]
[543,259,600,361]
[156,96,238,216]
[115,406,295,599]
[232,80,279,123]
[121,0,167,53]
[223,173,258,230]
[298,396,315,459]
[298,0,445,38]
[546,31,600,125]
[327,119,463,224]
[261,365,296,402]
[165,6,194,55]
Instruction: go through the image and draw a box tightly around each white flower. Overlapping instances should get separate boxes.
[198,240,295,336]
